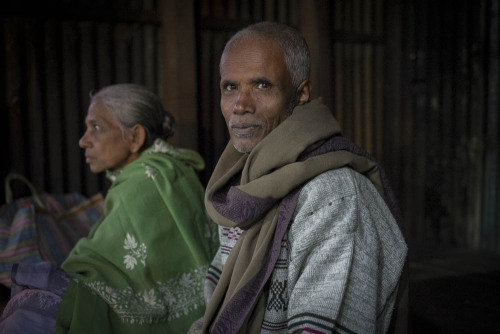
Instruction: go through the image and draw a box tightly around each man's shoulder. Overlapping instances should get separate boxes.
[288,167,386,248]
[298,166,370,204]
[287,168,362,247]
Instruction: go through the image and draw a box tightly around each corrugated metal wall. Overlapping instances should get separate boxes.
[1,0,499,254]
[389,0,500,252]
[330,0,385,161]
[1,0,161,198]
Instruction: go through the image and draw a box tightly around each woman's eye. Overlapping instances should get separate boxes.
[93,124,101,131]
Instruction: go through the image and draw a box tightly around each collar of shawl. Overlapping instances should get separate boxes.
[205,98,342,229]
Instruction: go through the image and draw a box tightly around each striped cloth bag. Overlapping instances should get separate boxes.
[0,173,104,287]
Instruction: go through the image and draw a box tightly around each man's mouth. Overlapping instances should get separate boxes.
[229,122,262,138]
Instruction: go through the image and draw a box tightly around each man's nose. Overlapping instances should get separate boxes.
[233,89,255,114]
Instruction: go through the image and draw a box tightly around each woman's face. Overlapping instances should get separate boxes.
[79,100,137,173]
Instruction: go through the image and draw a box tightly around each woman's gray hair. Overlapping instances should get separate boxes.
[223,21,310,90]
[90,83,176,149]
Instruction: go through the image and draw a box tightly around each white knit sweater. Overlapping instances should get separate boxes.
[205,167,407,334]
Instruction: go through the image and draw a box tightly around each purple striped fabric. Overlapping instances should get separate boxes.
[0,262,69,333]
[0,193,103,287]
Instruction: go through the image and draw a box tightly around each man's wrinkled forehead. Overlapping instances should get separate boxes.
[220,34,281,68]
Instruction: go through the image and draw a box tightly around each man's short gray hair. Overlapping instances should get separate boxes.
[90,83,175,149]
[223,21,311,90]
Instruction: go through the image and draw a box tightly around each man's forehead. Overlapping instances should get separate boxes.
[220,40,286,78]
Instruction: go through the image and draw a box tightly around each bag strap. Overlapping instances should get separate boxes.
[56,193,104,220]
[4,173,45,208]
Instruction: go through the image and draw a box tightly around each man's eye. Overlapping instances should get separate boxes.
[224,84,236,91]
[93,124,101,131]
[257,82,271,89]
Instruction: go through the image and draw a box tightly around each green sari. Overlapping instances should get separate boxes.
[57,139,218,333]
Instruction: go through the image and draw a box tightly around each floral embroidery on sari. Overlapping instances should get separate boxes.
[143,163,159,180]
[83,264,208,324]
[123,233,147,270]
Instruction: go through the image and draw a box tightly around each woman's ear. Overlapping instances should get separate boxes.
[296,80,311,105]
[128,124,146,153]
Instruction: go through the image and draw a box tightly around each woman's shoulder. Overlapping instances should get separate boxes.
[143,139,205,171]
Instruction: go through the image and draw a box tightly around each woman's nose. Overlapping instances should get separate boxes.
[79,131,90,148]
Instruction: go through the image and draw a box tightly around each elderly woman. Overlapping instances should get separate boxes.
[0,84,218,333]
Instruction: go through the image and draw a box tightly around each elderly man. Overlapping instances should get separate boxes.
[201,22,407,334]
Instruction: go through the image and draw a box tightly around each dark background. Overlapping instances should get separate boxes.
[1,0,499,332]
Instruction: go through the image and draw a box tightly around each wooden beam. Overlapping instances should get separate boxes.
[159,0,199,150]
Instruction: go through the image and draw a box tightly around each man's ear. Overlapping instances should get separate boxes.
[128,124,146,153]
[296,80,311,105]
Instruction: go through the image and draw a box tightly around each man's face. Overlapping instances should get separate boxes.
[219,38,294,153]
[79,100,135,173]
